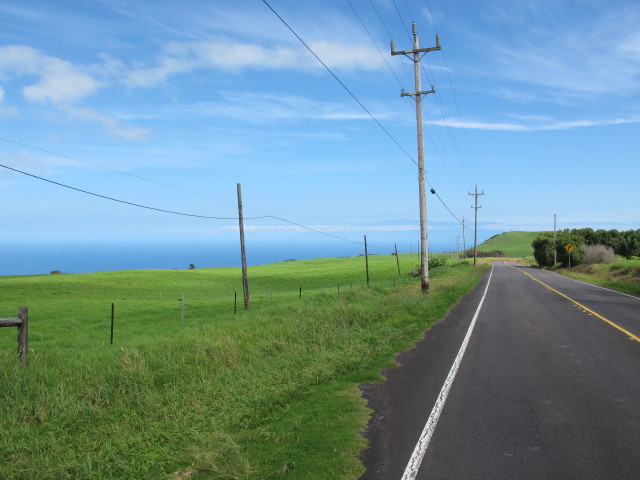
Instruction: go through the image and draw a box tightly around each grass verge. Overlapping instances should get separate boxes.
[1,259,485,479]
[558,259,640,295]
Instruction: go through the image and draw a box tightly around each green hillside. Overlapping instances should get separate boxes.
[477,231,545,257]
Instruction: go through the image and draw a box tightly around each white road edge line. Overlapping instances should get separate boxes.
[509,261,640,301]
[401,262,495,480]
[550,271,640,301]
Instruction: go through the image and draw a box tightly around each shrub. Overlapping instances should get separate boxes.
[532,233,584,268]
[461,249,504,258]
[409,257,448,277]
[583,244,618,265]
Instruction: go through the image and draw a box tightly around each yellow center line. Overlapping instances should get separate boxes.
[508,263,640,343]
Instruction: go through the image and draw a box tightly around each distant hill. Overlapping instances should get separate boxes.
[477,231,546,257]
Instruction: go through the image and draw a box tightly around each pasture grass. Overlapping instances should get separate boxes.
[560,258,640,295]
[0,254,485,479]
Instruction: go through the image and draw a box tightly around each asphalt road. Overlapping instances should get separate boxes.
[360,261,640,479]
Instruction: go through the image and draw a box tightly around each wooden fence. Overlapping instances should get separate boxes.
[0,307,28,365]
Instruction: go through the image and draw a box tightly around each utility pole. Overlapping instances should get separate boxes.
[469,185,484,266]
[364,235,370,287]
[392,23,441,292]
[461,216,467,259]
[553,214,557,265]
[456,236,460,260]
[237,183,250,310]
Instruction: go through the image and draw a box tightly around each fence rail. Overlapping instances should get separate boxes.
[0,307,28,365]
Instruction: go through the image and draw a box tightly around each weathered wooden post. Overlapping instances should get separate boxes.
[1,307,28,365]
[17,307,28,365]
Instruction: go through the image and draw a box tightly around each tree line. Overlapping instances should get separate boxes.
[532,228,640,267]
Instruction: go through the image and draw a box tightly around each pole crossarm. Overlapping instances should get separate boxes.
[401,86,436,97]
[391,34,441,57]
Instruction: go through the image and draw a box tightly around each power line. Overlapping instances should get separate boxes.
[421,0,480,182]
[262,0,463,226]
[0,162,364,245]
[0,163,248,220]
[0,136,235,207]
[260,0,418,167]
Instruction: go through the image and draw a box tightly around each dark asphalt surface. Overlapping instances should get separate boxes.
[360,261,640,479]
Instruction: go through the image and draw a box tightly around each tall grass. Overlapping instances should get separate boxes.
[561,259,640,295]
[1,256,485,479]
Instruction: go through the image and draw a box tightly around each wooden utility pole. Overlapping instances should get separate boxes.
[461,216,467,259]
[392,23,441,292]
[364,235,370,287]
[553,214,557,265]
[469,185,484,266]
[394,244,401,278]
[237,183,250,310]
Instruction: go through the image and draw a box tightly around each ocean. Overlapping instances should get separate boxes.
[0,240,432,276]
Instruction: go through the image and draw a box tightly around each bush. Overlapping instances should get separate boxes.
[531,233,584,268]
[583,244,618,264]
[409,257,448,277]
[461,249,504,258]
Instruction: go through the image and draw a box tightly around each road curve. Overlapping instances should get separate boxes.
[360,261,640,479]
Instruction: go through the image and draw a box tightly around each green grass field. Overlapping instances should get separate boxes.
[477,231,543,257]
[0,253,486,479]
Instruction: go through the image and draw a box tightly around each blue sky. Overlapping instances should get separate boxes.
[1,0,638,255]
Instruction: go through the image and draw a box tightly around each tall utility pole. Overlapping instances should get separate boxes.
[553,214,557,265]
[469,185,484,266]
[237,183,250,310]
[392,23,441,292]
[461,216,467,259]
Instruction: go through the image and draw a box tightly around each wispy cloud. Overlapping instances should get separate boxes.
[63,106,150,140]
[479,3,640,99]
[429,116,640,132]
[123,37,385,89]
[222,224,420,233]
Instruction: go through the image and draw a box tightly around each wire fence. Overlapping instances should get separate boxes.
[0,272,421,356]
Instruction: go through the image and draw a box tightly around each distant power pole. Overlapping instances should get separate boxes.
[392,23,441,292]
[237,183,250,310]
[456,236,461,260]
[553,214,557,265]
[469,185,484,266]
[461,216,467,259]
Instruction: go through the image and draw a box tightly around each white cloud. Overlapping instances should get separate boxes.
[430,116,640,132]
[123,37,384,88]
[63,106,149,140]
[0,85,19,117]
[0,45,99,104]
[483,7,640,98]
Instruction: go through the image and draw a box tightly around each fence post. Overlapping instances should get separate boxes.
[181,295,185,328]
[17,307,28,366]
[110,303,115,345]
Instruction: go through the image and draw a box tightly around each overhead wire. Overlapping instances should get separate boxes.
[0,161,364,245]
[0,136,235,207]
[395,2,475,190]
[422,0,481,181]
[349,0,465,197]
[0,163,245,220]
[261,0,418,168]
